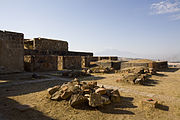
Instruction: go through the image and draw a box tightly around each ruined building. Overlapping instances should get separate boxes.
[0,30,93,73]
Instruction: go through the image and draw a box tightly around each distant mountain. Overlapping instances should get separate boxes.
[94,49,140,58]
[164,54,180,62]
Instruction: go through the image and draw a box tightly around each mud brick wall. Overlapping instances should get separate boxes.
[24,55,58,72]
[0,31,24,73]
[33,38,68,51]
[58,56,82,70]
[120,62,149,69]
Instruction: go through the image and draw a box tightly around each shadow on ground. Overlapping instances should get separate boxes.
[159,68,179,72]
[73,96,136,115]
[99,96,136,114]
[155,73,168,77]
[142,79,159,86]
[0,97,53,120]
[79,75,106,81]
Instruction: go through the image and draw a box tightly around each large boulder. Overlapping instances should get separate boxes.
[69,93,88,107]
[101,95,111,105]
[88,93,103,107]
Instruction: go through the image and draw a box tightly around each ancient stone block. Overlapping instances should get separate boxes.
[88,93,103,107]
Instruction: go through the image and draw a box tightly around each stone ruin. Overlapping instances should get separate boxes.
[116,66,156,85]
[0,30,93,73]
[47,78,121,107]
[0,30,168,75]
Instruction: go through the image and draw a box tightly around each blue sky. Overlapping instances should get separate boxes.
[0,0,180,60]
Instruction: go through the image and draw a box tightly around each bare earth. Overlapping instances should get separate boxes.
[0,68,180,120]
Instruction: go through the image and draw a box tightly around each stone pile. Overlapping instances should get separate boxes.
[116,67,153,85]
[86,67,113,73]
[116,66,156,75]
[47,79,121,107]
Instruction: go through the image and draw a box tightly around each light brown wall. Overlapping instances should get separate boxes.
[0,31,24,73]
[33,38,68,52]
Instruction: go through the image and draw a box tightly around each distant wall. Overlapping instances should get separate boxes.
[120,62,149,69]
[91,56,118,62]
[0,31,24,73]
[153,61,168,71]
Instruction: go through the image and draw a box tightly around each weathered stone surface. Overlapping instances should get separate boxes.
[69,94,87,107]
[50,90,63,100]
[47,85,61,95]
[61,91,72,100]
[0,31,24,73]
[101,95,111,105]
[88,81,97,87]
[95,88,107,95]
[88,93,103,107]
[110,90,121,103]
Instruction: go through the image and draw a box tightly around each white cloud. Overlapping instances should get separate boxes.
[151,0,180,14]
[170,13,180,20]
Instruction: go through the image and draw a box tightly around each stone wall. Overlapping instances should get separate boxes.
[81,56,92,68]
[59,56,82,70]
[24,49,93,56]
[24,55,88,72]
[0,30,24,73]
[24,55,58,72]
[24,38,68,52]
[153,61,168,71]
[120,62,149,69]
[91,56,118,62]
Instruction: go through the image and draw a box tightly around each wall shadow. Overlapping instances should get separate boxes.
[154,73,168,77]
[0,97,54,120]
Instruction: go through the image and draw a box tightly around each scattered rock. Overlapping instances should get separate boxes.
[95,88,107,95]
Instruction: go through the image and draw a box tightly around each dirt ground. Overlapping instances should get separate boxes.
[0,68,180,120]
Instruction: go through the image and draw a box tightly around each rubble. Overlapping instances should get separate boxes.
[116,67,153,85]
[47,78,121,108]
